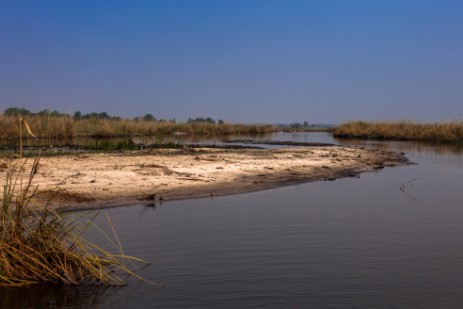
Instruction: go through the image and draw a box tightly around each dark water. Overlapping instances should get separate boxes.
[2,133,463,308]
[1,132,334,148]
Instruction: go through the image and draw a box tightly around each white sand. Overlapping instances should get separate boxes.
[0,146,407,211]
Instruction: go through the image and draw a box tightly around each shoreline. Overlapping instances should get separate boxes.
[1,146,409,211]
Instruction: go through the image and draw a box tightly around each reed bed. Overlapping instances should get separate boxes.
[0,114,276,142]
[0,157,147,287]
[334,121,463,143]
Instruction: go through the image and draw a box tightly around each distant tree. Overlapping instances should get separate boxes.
[4,107,31,116]
[81,113,92,120]
[290,122,302,129]
[99,112,110,119]
[187,117,216,124]
[37,109,61,116]
[142,113,155,121]
[37,109,50,115]
[303,121,309,128]
[73,111,82,120]
[218,119,224,125]
[81,112,111,120]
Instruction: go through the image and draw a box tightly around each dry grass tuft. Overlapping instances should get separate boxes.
[0,157,148,287]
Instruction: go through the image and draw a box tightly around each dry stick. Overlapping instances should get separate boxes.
[18,113,22,158]
[17,113,38,158]
[400,177,418,191]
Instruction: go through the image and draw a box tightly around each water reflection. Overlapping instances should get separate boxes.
[0,285,119,309]
[3,132,461,156]
[0,133,273,148]
[2,132,463,308]
[335,137,463,156]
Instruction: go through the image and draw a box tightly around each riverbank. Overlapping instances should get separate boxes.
[334,121,463,143]
[0,146,408,211]
[0,113,276,140]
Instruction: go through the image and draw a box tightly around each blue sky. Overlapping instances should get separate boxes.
[1,0,462,123]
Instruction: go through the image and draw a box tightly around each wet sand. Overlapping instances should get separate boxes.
[0,146,408,211]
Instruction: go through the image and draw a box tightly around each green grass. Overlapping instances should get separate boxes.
[333,120,463,143]
[0,157,148,287]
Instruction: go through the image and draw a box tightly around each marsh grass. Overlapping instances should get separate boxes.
[0,157,148,287]
[0,114,276,142]
[334,121,463,143]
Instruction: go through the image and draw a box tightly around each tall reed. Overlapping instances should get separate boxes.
[0,114,276,142]
[334,120,463,143]
[0,157,148,286]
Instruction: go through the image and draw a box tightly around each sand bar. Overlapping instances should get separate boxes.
[0,146,408,211]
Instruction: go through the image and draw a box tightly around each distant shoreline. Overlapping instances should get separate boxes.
[334,121,463,144]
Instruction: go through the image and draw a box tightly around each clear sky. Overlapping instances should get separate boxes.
[1,0,462,124]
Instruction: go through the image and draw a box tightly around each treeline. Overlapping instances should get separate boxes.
[187,117,224,124]
[0,107,276,140]
[5,107,169,122]
[4,107,68,117]
[277,121,334,132]
[5,107,223,124]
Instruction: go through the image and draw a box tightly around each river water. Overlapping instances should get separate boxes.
[1,133,463,308]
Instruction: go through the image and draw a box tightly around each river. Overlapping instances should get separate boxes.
[1,133,463,308]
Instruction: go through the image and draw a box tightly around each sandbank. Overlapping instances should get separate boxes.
[0,146,408,211]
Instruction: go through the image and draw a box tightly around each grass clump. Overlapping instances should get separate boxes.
[333,120,463,143]
[0,157,148,287]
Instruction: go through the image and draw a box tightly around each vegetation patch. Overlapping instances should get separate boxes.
[334,121,463,143]
[0,157,148,287]
[0,107,277,143]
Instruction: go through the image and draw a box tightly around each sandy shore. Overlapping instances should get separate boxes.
[1,146,407,211]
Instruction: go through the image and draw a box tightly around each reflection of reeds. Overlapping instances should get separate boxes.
[0,284,119,309]
[0,114,276,141]
[334,121,463,143]
[0,157,148,287]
